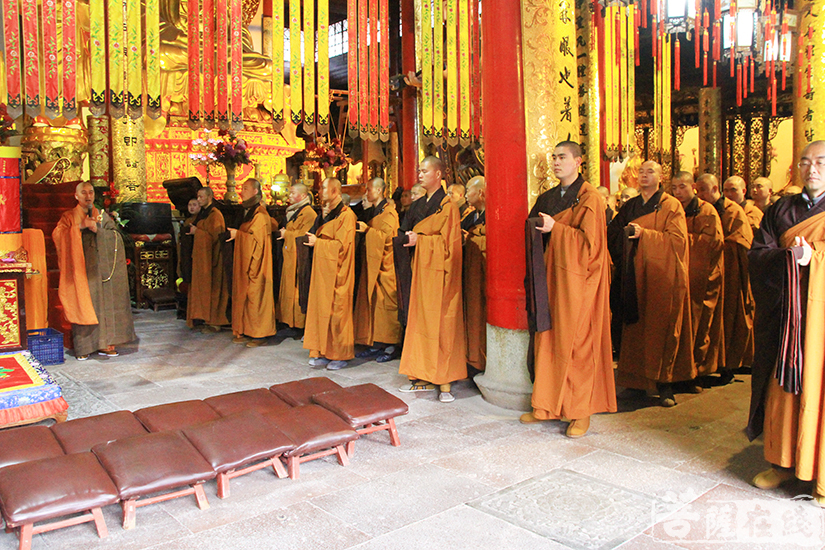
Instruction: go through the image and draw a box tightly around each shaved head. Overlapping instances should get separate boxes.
[366,177,387,203]
[723,175,747,204]
[465,176,486,211]
[320,177,342,204]
[75,181,95,209]
[466,175,485,192]
[695,173,720,204]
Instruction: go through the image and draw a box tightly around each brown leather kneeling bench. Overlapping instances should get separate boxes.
[0,453,118,550]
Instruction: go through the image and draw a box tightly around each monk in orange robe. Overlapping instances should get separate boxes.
[52,182,135,360]
[397,156,466,403]
[749,176,774,213]
[276,183,316,330]
[447,183,475,226]
[724,175,764,232]
[462,176,487,372]
[353,177,401,361]
[672,172,725,378]
[303,177,357,370]
[228,179,278,347]
[608,161,695,407]
[697,174,755,384]
[522,142,616,437]
[748,140,825,505]
[187,187,229,332]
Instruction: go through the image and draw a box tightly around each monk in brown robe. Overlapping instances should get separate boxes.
[397,156,466,403]
[227,179,278,347]
[178,197,200,293]
[749,176,774,212]
[448,183,475,225]
[696,174,755,384]
[187,187,229,332]
[522,142,616,437]
[748,140,825,505]
[303,177,357,370]
[672,172,724,379]
[724,175,764,231]
[276,183,316,330]
[461,176,486,372]
[354,177,401,361]
[53,182,135,360]
[608,161,695,407]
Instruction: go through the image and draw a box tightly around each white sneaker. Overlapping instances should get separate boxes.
[439,392,455,403]
[309,357,330,367]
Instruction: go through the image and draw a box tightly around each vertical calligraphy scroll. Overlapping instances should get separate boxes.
[290,0,303,126]
[359,0,369,138]
[89,0,105,115]
[2,0,22,118]
[348,0,359,136]
[271,0,285,132]
[217,0,229,128]
[369,0,379,139]
[231,0,243,131]
[421,0,433,142]
[793,0,825,173]
[432,0,443,144]
[188,0,202,128]
[445,0,457,146]
[303,0,316,134]
[42,0,59,118]
[126,0,143,120]
[379,0,389,141]
[318,0,330,135]
[21,0,41,112]
[146,0,161,119]
[202,0,215,127]
[62,0,77,119]
[458,0,470,145]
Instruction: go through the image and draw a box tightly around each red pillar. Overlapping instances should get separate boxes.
[400,0,418,189]
[482,0,528,330]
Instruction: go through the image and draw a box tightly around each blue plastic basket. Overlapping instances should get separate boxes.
[27,328,65,365]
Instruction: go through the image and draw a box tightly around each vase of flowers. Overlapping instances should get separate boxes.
[304,137,350,179]
[190,129,251,203]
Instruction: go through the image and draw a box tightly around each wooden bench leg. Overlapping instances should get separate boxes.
[91,507,108,539]
[122,500,137,530]
[193,484,210,510]
[335,445,350,467]
[217,473,231,499]
[17,523,33,550]
[388,418,401,446]
[346,440,356,458]
[287,456,299,480]
[272,457,288,479]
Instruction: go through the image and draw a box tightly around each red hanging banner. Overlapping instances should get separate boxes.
[21,0,41,112]
[203,0,215,127]
[379,0,389,140]
[216,0,229,128]
[359,0,369,139]
[0,155,21,233]
[187,0,201,129]
[369,0,379,139]
[348,0,359,136]
[470,0,480,139]
[3,0,22,119]
[62,0,77,120]
[42,0,59,118]
[231,0,244,131]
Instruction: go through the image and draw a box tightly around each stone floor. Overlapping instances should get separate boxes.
[3,309,825,549]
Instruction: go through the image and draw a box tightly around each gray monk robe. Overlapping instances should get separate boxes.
[53,205,135,356]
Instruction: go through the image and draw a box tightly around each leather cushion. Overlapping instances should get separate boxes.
[0,452,118,526]
[134,400,221,433]
[0,425,64,470]
[92,431,216,500]
[312,383,409,427]
[205,389,292,417]
[182,410,295,473]
[269,377,343,407]
[51,411,148,454]
[263,405,359,457]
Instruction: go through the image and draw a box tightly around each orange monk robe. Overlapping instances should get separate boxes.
[52,205,135,355]
[684,198,725,375]
[616,193,696,389]
[462,216,486,371]
[277,203,316,328]
[742,199,764,232]
[752,207,825,492]
[303,205,357,361]
[187,206,229,327]
[399,197,467,385]
[531,182,616,420]
[719,198,755,370]
[231,203,278,338]
[354,202,401,347]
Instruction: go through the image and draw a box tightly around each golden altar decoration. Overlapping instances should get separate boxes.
[145,117,304,203]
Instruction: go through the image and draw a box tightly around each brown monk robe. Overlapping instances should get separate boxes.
[608,161,695,407]
[303,177,357,369]
[724,175,764,232]
[228,179,278,347]
[522,142,616,437]
[398,156,466,403]
[353,178,401,353]
[53,182,135,359]
[697,174,755,383]
[276,183,316,329]
[748,140,825,504]
[462,176,487,372]
[187,187,229,332]
[671,172,725,376]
